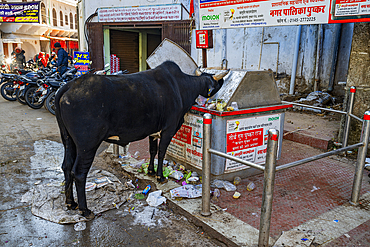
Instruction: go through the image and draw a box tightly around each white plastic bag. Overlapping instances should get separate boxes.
[169,170,184,180]
[146,190,166,207]
[211,179,236,191]
[130,159,146,169]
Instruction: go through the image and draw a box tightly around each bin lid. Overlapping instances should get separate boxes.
[146,38,197,75]
[204,69,281,109]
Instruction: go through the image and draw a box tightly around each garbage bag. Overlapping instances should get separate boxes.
[211,179,236,191]
[146,190,166,207]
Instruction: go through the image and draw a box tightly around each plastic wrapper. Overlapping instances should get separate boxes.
[211,179,236,191]
[170,184,202,199]
[130,159,146,169]
[146,190,166,207]
[74,222,86,231]
[169,170,184,180]
[195,95,207,106]
[247,181,256,191]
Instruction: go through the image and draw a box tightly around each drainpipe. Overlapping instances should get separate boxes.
[314,24,323,92]
[221,29,227,69]
[78,0,87,52]
[328,24,342,92]
[289,25,302,95]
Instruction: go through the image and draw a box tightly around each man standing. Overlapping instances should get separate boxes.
[54,42,68,75]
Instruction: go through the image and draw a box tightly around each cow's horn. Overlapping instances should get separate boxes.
[195,67,202,76]
[213,69,230,81]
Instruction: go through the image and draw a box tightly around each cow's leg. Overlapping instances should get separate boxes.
[147,136,158,177]
[72,147,99,219]
[62,137,78,210]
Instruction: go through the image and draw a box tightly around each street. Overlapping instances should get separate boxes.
[0,96,223,246]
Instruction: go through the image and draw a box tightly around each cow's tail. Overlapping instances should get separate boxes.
[55,80,74,149]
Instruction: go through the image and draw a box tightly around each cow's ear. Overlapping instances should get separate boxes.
[207,83,215,97]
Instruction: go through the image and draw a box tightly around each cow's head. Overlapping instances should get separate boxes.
[195,68,229,98]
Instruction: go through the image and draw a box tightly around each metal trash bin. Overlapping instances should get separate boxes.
[166,69,291,180]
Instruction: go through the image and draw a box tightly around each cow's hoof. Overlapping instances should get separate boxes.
[156,176,167,184]
[147,170,155,177]
[66,201,78,210]
[81,209,95,221]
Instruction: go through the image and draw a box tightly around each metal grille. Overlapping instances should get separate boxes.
[162,20,194,54]
[110,30,139,73]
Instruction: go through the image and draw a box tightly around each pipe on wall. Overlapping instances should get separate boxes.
[314,24,323,92]
[328,24,342,92]
[289,25,302,95]
[221,29,227,69]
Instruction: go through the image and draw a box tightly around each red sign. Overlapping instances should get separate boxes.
[226,128,264,153]
[196,30,213,49]
[173,125,192,144]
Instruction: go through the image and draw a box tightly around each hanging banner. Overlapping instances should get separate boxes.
[0,2,40,23]
[98,4,181,22]
[73,52,90,76]
[199,0,370,29]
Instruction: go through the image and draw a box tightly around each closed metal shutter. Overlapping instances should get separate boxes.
[110,30,139,73]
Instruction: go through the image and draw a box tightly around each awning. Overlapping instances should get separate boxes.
[48,36,78,41]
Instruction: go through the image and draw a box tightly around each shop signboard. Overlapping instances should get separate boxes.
[74,52,90,76]
[167,113,204,169]
[98,4,181,22]
[225,113,282,171]
[199,0,370,29]
[0,2,40,23]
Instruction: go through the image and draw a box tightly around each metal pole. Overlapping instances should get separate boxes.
[201,113,212,217]
[343,86,356,148]
[113,144,119,158]
[350,111,370,205]
[289,25,302,95]
[258,129,279,247]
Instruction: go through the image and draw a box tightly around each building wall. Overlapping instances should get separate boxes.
[82,0,353,98]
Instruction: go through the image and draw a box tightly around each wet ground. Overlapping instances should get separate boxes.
[0,96,224,246]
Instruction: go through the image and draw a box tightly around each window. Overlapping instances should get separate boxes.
[74,14,77,29]
[41,3,46,24]
[52,9,57,26]
[70,13,73,29]
[65,14,68,27]
[60,11,63,26]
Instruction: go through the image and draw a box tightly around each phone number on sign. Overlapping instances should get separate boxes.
[290,17,316,23]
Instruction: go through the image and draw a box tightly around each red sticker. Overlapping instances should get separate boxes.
[269,133,278,141]
[364,114,370,121]
[204,118,212,124]
[350,88,356,93]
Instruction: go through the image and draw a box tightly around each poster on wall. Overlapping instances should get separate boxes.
[167,113,204,169]
[98,4,181,22]
[225,113,282,171]
[199,0,370,29]
[0,2,40,23]
[73,52,90,76]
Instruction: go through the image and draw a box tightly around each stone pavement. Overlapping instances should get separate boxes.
[122,111,370,246]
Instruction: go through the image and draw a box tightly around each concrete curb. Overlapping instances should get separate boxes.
[121,165,275,247]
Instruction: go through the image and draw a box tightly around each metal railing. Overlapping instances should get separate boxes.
[282,86,361,148]
[201,108,370,247]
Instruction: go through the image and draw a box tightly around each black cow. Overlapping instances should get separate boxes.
[55,61,228,218]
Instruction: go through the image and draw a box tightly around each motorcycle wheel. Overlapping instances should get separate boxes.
[16,88,27,105]
[0,82,17,101]
[45,91,56,115]
[25,86,44,109]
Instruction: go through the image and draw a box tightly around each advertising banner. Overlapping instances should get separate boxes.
[167,113,204,169]
[0,2,40,23]
[199,0,370,29]
[73,52,90,76]
[98,4,181,22]
[225,113,282,171]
